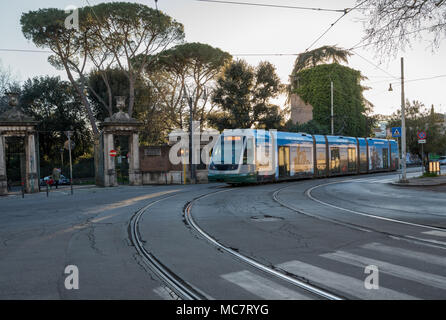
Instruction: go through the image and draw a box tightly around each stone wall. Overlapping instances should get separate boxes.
[140,145,208,184]
[290,94,313,125]
[142,170,208,185]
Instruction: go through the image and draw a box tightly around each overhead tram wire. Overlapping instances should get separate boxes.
[0,48,52,53]
[196,0,347,13]
[349,49,399,80]
[304,0,368,52]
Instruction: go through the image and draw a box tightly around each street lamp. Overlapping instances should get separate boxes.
[182,86,208,184]
[390,58,408,182]
[400,57,408,182]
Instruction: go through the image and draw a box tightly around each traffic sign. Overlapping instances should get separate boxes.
[418,139,426,144]
[417,131,426,140]
[64,140,75,150]
[391,127,401,138]
[109,150,117,157]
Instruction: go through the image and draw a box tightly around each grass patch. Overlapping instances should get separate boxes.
[420,172,439,178]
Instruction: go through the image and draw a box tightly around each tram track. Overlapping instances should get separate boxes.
[129,192,209,300]
[129,187,344,300]
[128,170,444,300]
[273,175,446,250]
[183,190,344,300]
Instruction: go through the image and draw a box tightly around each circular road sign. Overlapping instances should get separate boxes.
[417,131,426,140]
[109,150,117,157]
[64,140,75,150]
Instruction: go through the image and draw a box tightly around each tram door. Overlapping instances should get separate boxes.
[383,148,389,169]
[278,146,290,178]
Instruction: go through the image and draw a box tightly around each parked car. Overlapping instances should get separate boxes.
[39,175,70,186]
[439,156,446,165]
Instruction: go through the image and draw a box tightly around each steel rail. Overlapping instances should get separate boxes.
[184,190,344,301]
[129,194,209,300]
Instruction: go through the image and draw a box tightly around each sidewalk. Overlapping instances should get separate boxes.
[392,174,446,187]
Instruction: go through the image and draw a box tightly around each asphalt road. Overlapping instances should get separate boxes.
[0,168,445,300]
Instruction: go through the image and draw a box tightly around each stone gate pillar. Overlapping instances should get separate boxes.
[0,93,38,195]
[97,96,142,187]
[102,131,117,187]
[129,132,142,186]
[25,133,39,193]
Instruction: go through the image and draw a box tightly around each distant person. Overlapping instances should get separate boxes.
[52,168,61,189]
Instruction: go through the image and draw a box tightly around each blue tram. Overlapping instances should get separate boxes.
[208,129,399,184]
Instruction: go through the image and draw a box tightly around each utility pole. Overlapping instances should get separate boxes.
[184,88,196,184]
[65,131,74,195]
[400,57,408,182]
[189,97,196,184]
[331,81,334,135]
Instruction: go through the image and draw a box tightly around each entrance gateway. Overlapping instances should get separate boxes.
[96,96,143,187]
[0,93,39,195]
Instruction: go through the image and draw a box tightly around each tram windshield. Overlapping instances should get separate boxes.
[212,136,245,165]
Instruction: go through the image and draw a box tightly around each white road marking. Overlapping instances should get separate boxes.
[221,270,311,300]
[423,230,446,238]
[405,235,446,247]
[277,260,418,300]
[362,242,446,267]
[306,183,446,232]
[322,250,446,290]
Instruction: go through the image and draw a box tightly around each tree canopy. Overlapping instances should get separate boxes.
[143,42,232,130]
[358,0,446,56]
[208,60,284,131]
[387,100,446,156]
[291,63,372,137]
[20,76,92,163]
[21,2,185,136]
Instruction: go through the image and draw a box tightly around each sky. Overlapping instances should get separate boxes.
[1,0,446,117]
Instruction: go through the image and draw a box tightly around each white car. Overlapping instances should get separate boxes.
[439,156,446,165]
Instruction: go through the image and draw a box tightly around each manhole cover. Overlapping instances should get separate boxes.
[251,215,284,222]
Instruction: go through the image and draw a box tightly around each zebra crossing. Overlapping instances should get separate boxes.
[154,241,446,300]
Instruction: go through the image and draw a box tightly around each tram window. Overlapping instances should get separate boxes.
[360,147,367,171]
[348,147,357,172]
[316,147,326,174]
[293,146,312,173]
[242,137,254,165]
[330,147,340,173]
[256,142,272,170]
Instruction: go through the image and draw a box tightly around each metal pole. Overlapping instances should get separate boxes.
[183,149,187,185]
[331,81,334,135]
[188,97,195,184]
[401,57,407,182]
[421,142,424,174]
[67,133,73,195]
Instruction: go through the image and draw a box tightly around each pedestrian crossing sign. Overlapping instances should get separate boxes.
[391,127,401,138]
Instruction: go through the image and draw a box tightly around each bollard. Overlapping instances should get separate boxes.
[21,182,24,198]
[46,182,49,197]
